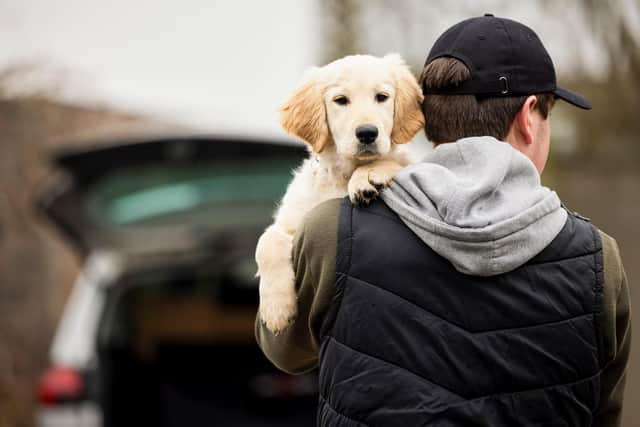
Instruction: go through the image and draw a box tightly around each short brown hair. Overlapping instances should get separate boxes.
[419,57,554,145]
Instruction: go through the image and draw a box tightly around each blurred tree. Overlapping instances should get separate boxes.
[319,0,362,63]
[528,0,639,168]
[0,65,171,427]
[579,0,640,79]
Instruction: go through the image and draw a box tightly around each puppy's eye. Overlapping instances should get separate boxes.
[333,96,349,106]
[375,93,389,103]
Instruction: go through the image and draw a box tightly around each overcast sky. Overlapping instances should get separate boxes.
[1,1,637,138]
[0,0,318,136]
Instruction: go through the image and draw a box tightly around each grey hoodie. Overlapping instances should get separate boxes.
[381,136,568,276]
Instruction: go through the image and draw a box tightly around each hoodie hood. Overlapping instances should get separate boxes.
[381,136,567,276]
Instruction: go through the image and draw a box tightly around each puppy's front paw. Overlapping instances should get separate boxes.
[349,159,404,205]
[367,168,395,190]
[348,168,381,205]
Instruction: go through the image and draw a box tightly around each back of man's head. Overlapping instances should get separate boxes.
[420,58,554,145]
[419,14,590,146]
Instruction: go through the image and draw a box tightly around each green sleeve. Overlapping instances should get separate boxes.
[594,231,632,427]
[255,198,342,374]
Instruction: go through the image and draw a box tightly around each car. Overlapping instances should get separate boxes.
[35,136,317,427]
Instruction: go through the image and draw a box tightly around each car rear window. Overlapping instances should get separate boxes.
[85,160,295,229]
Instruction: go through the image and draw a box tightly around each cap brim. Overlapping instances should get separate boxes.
[553,87,592,110]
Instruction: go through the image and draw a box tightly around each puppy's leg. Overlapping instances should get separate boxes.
[256,224,297,333]
[348,159,404,204]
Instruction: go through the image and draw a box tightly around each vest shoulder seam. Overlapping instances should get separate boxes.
[588,220,606,371]
[321,200,356,338]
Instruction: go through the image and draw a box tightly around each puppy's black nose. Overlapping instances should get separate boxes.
[355,124,378,144]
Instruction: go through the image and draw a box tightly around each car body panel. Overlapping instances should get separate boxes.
[50,252,121,368]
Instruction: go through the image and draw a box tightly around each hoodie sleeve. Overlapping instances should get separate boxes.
[594,231,631,427]
[255,198,341,374]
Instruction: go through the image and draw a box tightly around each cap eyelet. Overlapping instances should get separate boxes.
[499,76,509,94]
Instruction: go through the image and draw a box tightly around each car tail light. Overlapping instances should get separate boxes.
[37,366,84,405]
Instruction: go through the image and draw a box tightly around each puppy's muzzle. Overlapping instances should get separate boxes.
[355,124,378,145]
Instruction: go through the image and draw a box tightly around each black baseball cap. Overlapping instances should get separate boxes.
[423,14,591,110]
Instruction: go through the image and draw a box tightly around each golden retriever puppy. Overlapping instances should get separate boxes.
[256,54,424,333]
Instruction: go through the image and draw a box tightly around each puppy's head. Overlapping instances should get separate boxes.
[279,54,424,159]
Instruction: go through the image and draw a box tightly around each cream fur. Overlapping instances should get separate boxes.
[256,54,424,333]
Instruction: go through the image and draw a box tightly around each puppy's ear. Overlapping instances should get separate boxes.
[279,67,330,153]
[384,54,425,145]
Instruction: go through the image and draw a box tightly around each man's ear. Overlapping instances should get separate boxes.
[513,95,538,145]
[384,54,425,145]
[279,67,330,153]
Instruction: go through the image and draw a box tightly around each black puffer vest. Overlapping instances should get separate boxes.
[317,199,604,426]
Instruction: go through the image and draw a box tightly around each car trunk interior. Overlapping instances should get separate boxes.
[96,254,317,427]
[37,138,313,425]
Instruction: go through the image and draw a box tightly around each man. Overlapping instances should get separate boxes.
[256,14,630,426]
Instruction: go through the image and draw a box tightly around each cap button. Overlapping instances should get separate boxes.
[484,13,494,17]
